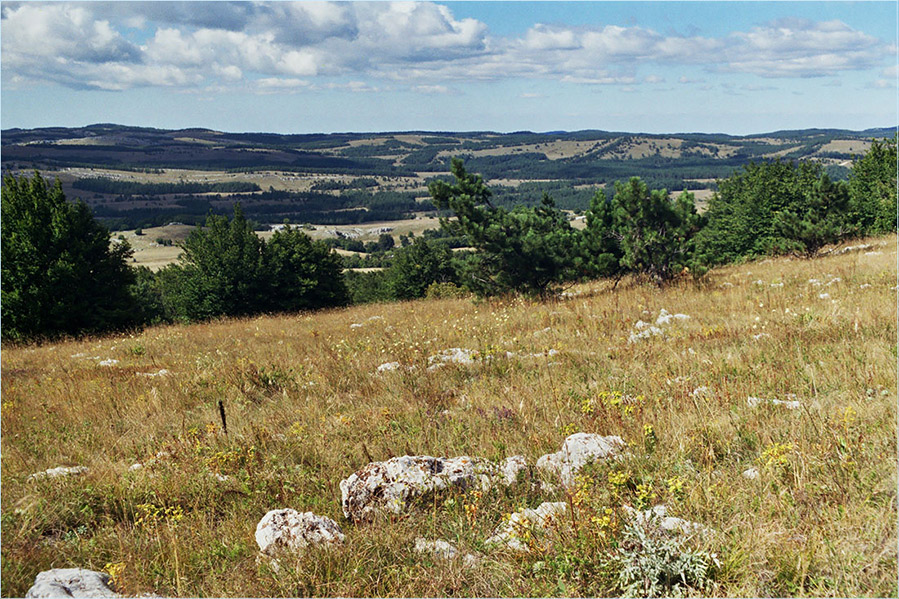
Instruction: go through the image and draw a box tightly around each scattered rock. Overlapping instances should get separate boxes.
[137,369,169,377]
[655,309,690,326]
[428,348,477,368]
[835,243,873,255]
[742,467,760,480]
[623,504,713,537]
[376,362,400,372]
[255,509,345,556]
[25,568,120,598]
[414,538,480,567]
[536,433,626,487]
[747,396,801,410]
[98,359,119,367]
[485,502,568,551]
[340,455,521,522]
[28,466,88,481]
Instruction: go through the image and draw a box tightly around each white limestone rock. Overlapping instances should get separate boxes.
[747,396,801,410]
[340,455,520,522]
[414,538,481,567]
[28,466,89,481]
[25,568,120,598]
[623,504,713,537]
[500,455,528,486]
[485,502,568,552]
[255,509,345,556]
[536,433,626,487]
[428,348,477,367]
[742,467,760,480]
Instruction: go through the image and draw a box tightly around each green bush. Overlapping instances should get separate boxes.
[1,172,139,340]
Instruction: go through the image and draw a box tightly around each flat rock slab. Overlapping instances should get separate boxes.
[26,568,120,598]
[256,509,345,555]
[536,433,626,486]
[341,455,526,522]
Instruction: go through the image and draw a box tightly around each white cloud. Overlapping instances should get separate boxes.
[412,84,458,95]
[0,2,891,94]
[256,77,309,89]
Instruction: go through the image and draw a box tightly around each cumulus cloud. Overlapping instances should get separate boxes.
[0,2,891,92]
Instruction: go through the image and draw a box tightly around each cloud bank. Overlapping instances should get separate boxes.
[1,2,892,93]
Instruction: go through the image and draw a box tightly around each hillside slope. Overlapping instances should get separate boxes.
[1,235,896,597]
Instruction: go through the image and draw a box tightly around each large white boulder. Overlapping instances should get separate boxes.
[340,455,526,522]
[485,501,568,552]
[255,509,345,556]
[25,568,120,598]
[536,433,626,486]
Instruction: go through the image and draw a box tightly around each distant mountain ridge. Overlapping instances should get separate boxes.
[3,124,891,178]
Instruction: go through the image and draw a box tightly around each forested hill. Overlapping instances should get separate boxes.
[2,123,890,183]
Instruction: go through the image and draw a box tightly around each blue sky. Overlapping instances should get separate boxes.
[1,1,896,135]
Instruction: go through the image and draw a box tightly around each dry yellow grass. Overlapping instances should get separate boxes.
[2,235,896,597]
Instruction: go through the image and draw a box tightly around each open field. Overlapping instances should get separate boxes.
[122,217,444,271]
[2,235,896,597]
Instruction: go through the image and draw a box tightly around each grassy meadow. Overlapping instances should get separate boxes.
[1,235,896,597]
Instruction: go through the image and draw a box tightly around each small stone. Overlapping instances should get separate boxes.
[742,467,759,480]
[255,509,345,556]
[377,362,400,373]
[486,502,568,552]
[623,504,713,537]
[414,538,481,566]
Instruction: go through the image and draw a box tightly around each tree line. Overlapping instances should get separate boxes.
[1,136,894,341]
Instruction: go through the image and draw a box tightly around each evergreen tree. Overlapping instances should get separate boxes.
[385,237,456,300]
[265,228,349,312]
[1,172,138,341]
[695,160,822,265]
[582,190,623,279]
[772,173,853,257]
[159,204,266,321]
[848,136,897,235]
[429,159,580,296]
[584,177,703,283]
